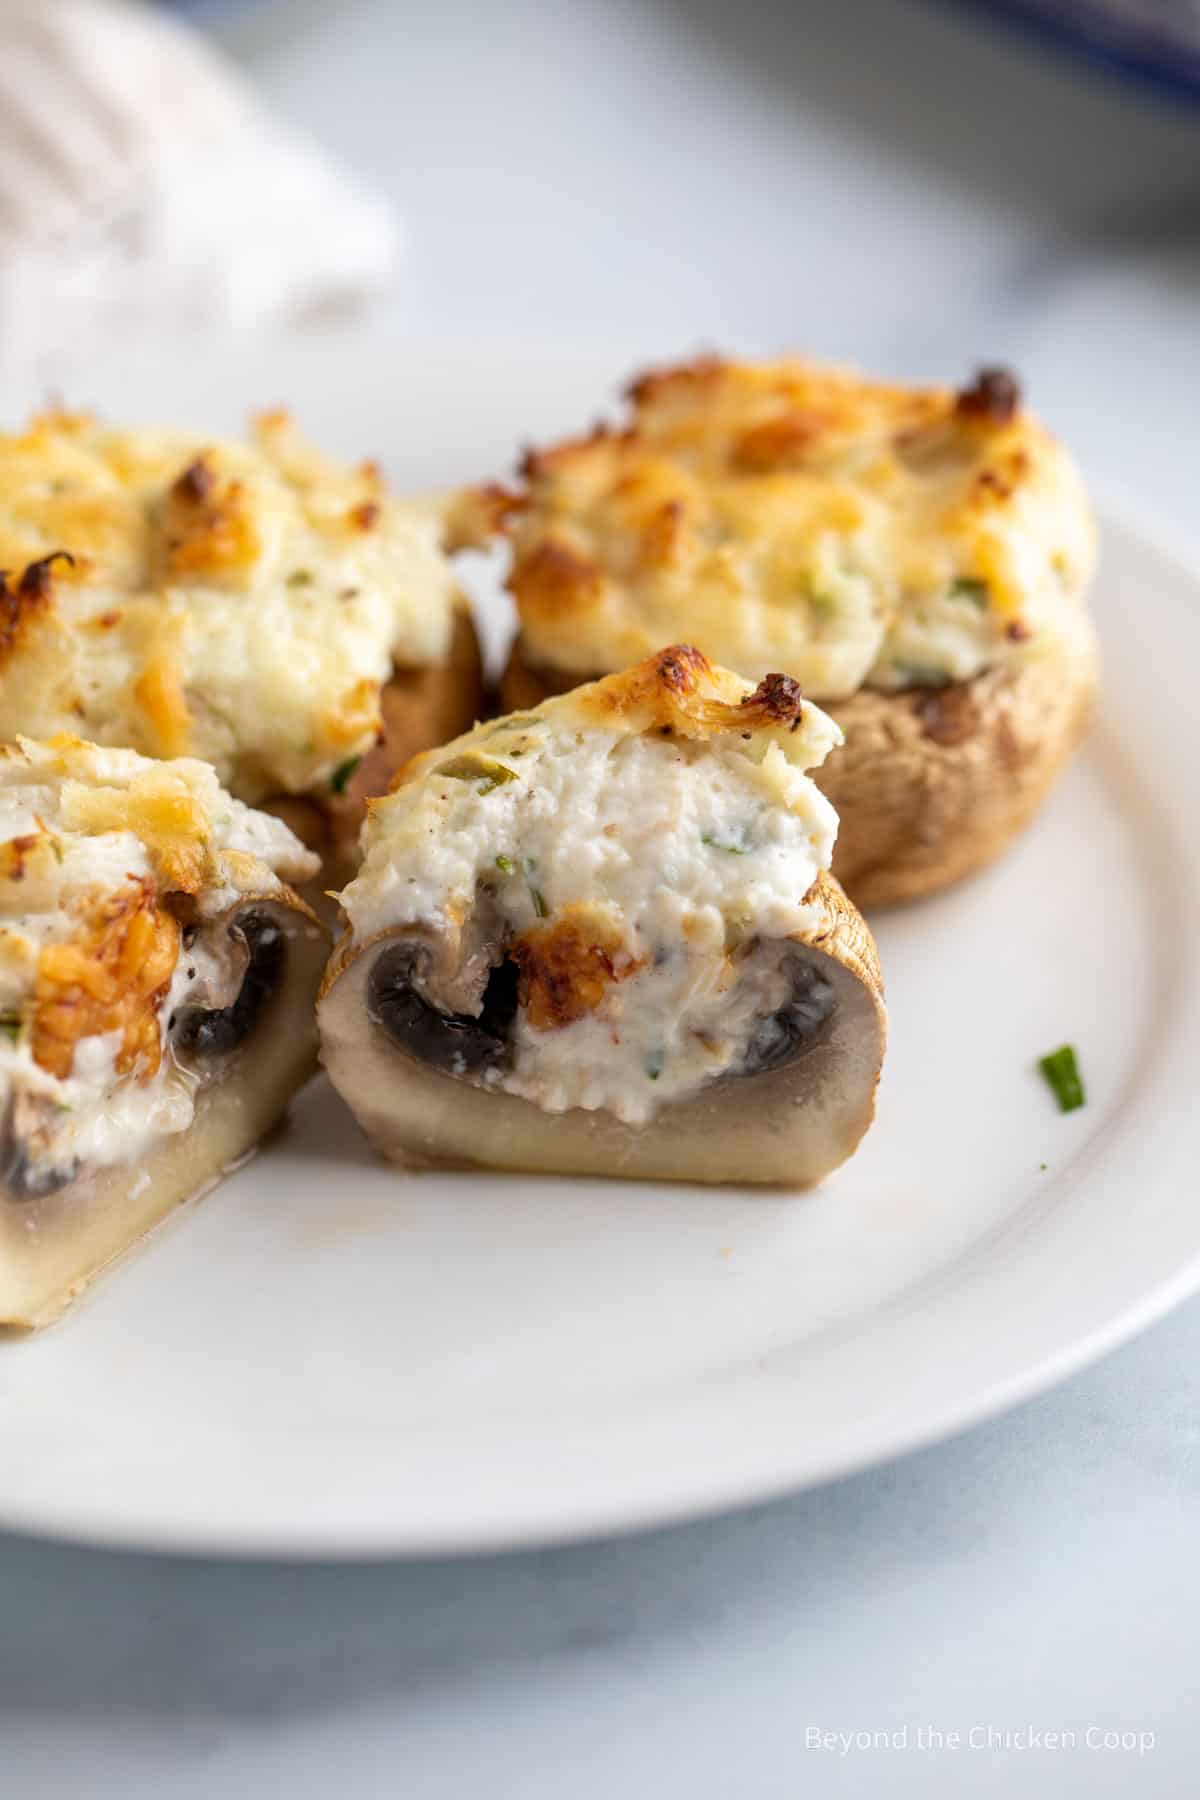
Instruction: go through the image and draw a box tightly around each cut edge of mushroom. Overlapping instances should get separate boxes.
[318,872,885,1188]
[0,890,328,1331]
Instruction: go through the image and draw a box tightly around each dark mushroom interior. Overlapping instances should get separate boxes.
[0,1090,79,1200]
[366,928,837,1093]
[740,954,837,1077]
[171,910,287,1060]
[368,940,518,1075]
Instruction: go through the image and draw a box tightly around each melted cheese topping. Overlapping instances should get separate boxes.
[0,736,318,1181]
[488,357,1096,697]
[340,649,842,1124]
[0,409,458,800]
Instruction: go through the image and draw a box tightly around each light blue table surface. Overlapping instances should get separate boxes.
[4,2,1199,1793]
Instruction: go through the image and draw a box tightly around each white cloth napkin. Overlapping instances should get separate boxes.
[0,0,400,378]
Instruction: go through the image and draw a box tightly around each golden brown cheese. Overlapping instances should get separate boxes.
[513,905,644,1032]
[472,356,1096,698]
[392,644,820,799]
[0,410,458,801]
[0,737,319,1059]
[32,879,180,1081]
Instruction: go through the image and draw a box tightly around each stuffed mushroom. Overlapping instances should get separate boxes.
[0,736,327,1329]
[319,647,885,1186]
[0,407,484,885]
[461,357,1099,908]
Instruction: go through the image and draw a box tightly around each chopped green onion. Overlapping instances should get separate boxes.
[287,569,314,587]
[893,663,952,690]
[330,754,363,795]
[495,854,515,874]
[645,1048,665,1081]
[523,855,548,918]
[0,1012,21,1043]
[437,753,520,794]
[701,830,749,855]
[489,714,542,733]
[1038,1044,1084,1114]
[951,577,990,606]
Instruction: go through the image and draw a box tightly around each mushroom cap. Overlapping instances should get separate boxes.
[499,608,1099,910]
[817,609,1099,908]
[317,871,885,1188]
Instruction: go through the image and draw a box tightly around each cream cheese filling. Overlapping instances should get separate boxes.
[494,901,808,1126]
[0,932,227,1185]
[344,718,840,1123]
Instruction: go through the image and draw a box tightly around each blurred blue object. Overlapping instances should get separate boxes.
[948,0,1200,102]
[159,0,1200,105]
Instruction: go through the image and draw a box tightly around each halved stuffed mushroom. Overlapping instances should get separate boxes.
[0,737,327,1329]
[459,357,1099,908]
[319,647,885,1186]
[0,407,484,885]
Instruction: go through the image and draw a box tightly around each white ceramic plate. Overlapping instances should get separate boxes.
[2,331,1198,1558]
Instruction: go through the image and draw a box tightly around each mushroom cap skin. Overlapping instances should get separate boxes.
[814,610,1098,908]
[0,892,328,1331]
[318,869,884,1187]
[500,608,1099,910]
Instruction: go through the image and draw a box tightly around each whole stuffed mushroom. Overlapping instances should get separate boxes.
[457,356,1099,908]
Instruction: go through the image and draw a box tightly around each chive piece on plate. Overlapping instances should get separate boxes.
[1038,1044,1084,1113]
